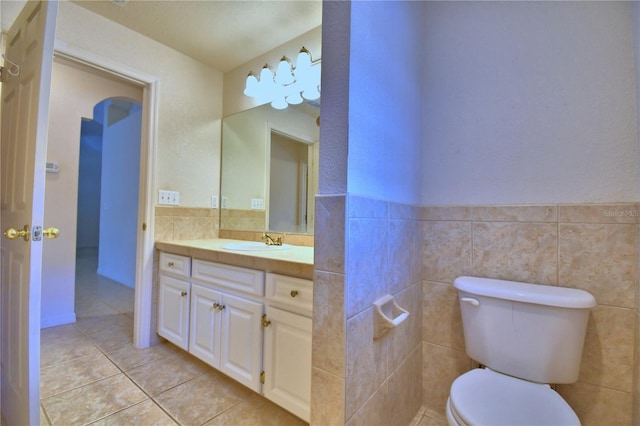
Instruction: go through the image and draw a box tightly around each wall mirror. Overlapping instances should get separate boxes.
[220,101,320,235]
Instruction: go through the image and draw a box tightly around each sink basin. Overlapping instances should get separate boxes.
[222,242,293,251]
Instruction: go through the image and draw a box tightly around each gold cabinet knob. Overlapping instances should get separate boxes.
[290,290,299,298]
[43,227,60,239]
[167,262,174,267]
[3,225,30,241]
[180,291,187,297]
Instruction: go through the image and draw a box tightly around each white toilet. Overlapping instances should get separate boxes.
[446,276,596,426]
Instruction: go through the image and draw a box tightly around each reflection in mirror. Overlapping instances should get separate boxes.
[220,102,319,235]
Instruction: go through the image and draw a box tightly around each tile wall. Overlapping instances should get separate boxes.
[154,207,220,241]
[422,203,638,425]
[312,195,423,425]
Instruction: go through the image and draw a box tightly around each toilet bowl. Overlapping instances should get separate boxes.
[446,368,580,426]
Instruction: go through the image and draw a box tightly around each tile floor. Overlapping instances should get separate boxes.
[39,248,307,426]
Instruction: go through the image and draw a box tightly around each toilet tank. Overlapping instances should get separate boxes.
[454,276,596,384]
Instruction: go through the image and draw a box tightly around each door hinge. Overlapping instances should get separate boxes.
[142,222,147,231]
[261,314,271,328]
[260,371,265,384]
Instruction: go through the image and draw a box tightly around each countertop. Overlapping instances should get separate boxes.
[155,239,315,280]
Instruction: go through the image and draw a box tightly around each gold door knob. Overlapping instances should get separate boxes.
[3,225,30,241]
[43,227,60,239]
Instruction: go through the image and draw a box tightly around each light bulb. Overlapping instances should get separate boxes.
[271,97,288,110]
[275,56,294,85]
[296,47,312,74]
[243,72,259,97]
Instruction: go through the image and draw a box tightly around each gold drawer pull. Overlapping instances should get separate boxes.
[167,262,174,267]
[290,290,299,298]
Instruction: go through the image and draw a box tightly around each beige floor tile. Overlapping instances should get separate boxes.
[154,372,253,425]
[85,323,135,353]
[42,374,147,425]
[88,399,178,426]
[41,352,121,398]
[127,351,212,396]
[75,313,133,337]
[105,341,181,371]
[40,334,101,368]
[203,392,306,426]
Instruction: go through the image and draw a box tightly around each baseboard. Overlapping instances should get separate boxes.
[41,313,77,329]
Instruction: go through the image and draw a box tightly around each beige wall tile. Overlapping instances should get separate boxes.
[559,223,636,308]
[557,381,632,426]
[390,202,422,221]
[472,205,557,222]
[154,216,174,241]
[422,342,471,414]
[472,222,558,285]
[313,271,345,377]
[422,206,473,221]
[315,195,346,274]
[559,203,639,224]
[388,283,422,370]
[579,305,634,392]
[388,218,423,294]
[346,308,388,420]
[346,217,389,318]
[387,345,423,426]
[423,221,472,284]
[173,217,217,240]
[345,382,389,426]
[311,368,345,426]
[422,281,465,351]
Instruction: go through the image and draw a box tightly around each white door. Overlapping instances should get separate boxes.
[189,283,222,367]
[263,306,312,422]
[220,293,263,391]
[1,1,58,425]
[157,275,190,350]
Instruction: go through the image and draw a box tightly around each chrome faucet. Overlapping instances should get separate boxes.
[262,232,283,246]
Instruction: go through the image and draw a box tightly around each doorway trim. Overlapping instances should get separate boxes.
[54,41,158,348]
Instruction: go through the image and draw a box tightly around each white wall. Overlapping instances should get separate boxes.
[421,1,639,205]
[55,0,223,208]
[346,1,425,204]
[42,59,142,328]
[97,102,142,289]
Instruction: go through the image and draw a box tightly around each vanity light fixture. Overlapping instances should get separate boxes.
[243,47,321,110]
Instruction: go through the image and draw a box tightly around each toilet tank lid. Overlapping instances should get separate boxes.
[454,276,596,309]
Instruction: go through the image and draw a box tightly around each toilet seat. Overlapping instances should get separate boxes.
[447,368,580,426]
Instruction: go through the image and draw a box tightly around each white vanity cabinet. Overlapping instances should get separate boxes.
[156,249,314,421]
[190,259,265,392]
[157,253,192,351]
[262,273,313,422]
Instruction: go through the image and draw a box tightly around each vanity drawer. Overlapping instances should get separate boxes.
[159,252,191,278]
[266,273,313,316]
[192,259,264,297]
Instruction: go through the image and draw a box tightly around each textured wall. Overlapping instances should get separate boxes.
[421,2,639,205]
[55,1,223,208]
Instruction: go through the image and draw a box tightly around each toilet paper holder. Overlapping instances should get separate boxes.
[373,294,409,339]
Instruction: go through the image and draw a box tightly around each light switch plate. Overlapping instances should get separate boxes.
[159,190,180,206]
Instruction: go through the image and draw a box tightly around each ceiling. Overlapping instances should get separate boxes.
[71,0,322,72]
[1,0,322,73]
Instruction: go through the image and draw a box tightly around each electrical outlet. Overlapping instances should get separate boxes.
[251,198,264,210]
[211,196,219,209]
[159,190,180,206]
[221,197,229,208]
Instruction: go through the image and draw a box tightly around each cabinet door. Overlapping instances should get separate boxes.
[219,293,264,392]
[189,284,222,367]
[263,306,312,422]
[157,275,190,350]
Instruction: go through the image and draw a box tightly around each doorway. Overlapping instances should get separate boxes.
[40,52,157,348]
[75,98,142,318]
